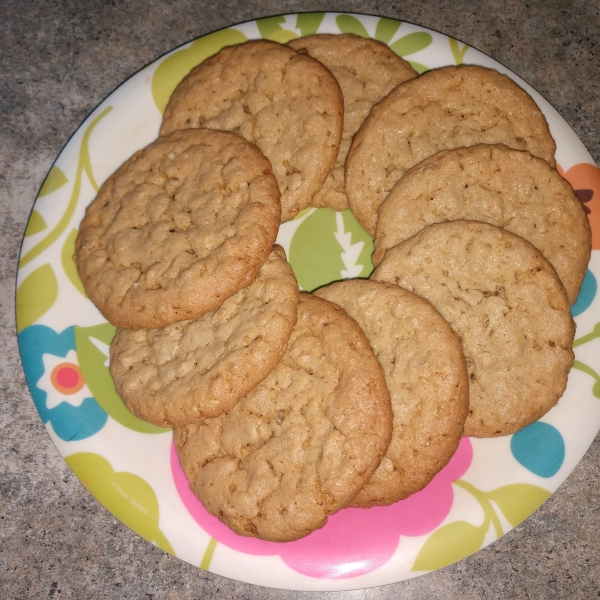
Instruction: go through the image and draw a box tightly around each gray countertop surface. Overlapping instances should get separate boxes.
[2,1,599,598]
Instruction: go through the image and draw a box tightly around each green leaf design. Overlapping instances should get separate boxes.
[267,30,299,43]
[256,15,286,39]
[412,520,487,572]
[74,323,169,434]
[292,206,313,220]
[61,228,86,296]
[288,209,373,291]
[336,15,369,38]
[66,452,174,555]
[489,484,551,527]
[16,263,58,333]
[408,61,430,74]
[296,13,325,37]
[341,210,374,278]
[152,29,247,113]
[288,209,346,292]
[572,359,600,398]
[38,166,68,198]
[390,32,433,57]
[24,210,47,237]
[374,18,401,44]
[449,38,469,65]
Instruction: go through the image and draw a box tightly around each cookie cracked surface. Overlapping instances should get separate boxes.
[346,65,557,235]
[287,34,417,212]
[174,293,393,542]
[109,248,299,428]
[373,220,575,437]
[75,128,281,329]
[316,279,468,507]
[374,144,591,305]
[160,40,344,222]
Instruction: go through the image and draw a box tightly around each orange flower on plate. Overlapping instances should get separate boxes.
[558,162,600,249]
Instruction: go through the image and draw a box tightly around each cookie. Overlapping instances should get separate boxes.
[160,40,344,223]
[109,248,299,428]
[174,293,393,542]
[314,279,468,507]
[346,65,557,235]
[287,34,417,212]
[374,144,591,305]
[372,220,575,437]
[75,128,281,329]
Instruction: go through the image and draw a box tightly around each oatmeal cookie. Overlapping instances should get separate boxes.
[373,145,590,305]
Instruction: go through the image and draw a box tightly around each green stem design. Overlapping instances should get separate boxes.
[571,323,600,399]
[572,359,599,379]
[19,106,112,268]
[454,479,503,538]
[572,322,600,348]
[200,538,218,570]
[572,359,600,399]
[412,481,549,571]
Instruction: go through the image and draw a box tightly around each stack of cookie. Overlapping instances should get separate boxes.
[74,35,589,542]
[344,64,589,437]
[74,38,416,543]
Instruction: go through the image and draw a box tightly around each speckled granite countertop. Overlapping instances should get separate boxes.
[2,1,599,598]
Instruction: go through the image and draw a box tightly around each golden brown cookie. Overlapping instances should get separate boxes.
[75,128,281,329]
[109,248,299,428]
[174,293,393,542]
[346,65,557,235]
[372,220,575,438]
[160,40,344,222]
[287,34,417,212]
[373,144,591,305]
[315,279,468,507]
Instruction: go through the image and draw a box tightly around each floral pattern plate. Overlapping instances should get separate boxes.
[16,12,600,592]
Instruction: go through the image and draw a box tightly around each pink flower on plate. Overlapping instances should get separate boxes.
[170,437,473,579]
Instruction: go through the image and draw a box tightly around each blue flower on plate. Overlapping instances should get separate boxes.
[510,421,565,478]
[571,269,597,317]
[18,325,108,441]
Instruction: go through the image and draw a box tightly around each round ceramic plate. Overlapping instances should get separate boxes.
[16,12,600,592]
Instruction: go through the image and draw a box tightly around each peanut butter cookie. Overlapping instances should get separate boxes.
[75,128,280,329]
[315,279,468,507]
[160,40,344,222]
[174,293,393,541]
[373,220,575,437]
[346,65,556,235]
[288,34,417,211]
[373,144,590,304]
[110,248,299,427]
